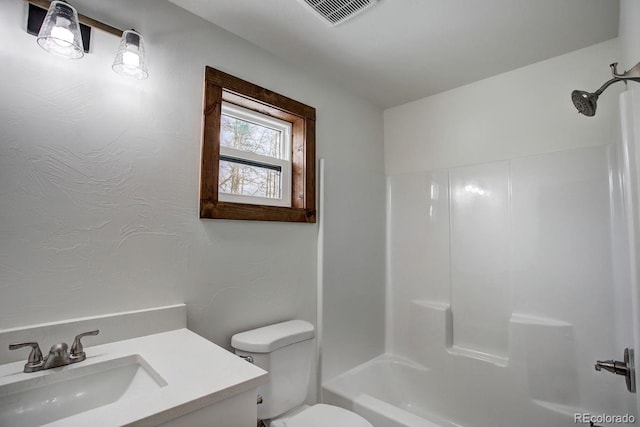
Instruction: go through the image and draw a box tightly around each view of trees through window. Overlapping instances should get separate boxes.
[219,113,286,199]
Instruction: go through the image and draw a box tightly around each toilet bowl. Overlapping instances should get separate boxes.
[231,320,373,427]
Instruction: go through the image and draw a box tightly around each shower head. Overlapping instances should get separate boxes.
[571,90,598,117]
[571,77,622,117]
[572,62,640,117]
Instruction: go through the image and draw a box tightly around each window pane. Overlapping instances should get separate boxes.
[220,114,284,159]
[219,159,282,199]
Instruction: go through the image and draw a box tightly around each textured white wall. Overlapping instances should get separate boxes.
[0,0,386,387]
[384,39,621,174]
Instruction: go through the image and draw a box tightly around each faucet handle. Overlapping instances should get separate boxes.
[70,330,99,359]
[9,342,44,372]
[595,348,636,393]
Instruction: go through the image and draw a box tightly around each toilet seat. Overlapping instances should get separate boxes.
[270,404,373,427]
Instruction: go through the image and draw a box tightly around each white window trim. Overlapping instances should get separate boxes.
[219,102,292,207]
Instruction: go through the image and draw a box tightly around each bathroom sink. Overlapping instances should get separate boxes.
[0,354,166,427]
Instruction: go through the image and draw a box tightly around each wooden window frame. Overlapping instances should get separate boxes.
[201,67,316,223]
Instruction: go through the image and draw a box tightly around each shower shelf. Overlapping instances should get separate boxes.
[446,345,509,367]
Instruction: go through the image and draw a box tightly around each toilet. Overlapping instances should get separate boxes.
[231,320,373,427]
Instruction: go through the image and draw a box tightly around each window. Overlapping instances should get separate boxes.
[219,102,292,207]
[201,67,316,222]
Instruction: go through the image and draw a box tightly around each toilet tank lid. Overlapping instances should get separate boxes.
[231,320,315,353]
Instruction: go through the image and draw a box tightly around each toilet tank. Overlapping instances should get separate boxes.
[231,320,315,420]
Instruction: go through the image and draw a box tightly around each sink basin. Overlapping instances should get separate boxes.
[0,354,167,427]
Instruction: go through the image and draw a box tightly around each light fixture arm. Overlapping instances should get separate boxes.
[26,0,123,37]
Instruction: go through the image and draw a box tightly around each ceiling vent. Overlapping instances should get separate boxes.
[301,0,379,26]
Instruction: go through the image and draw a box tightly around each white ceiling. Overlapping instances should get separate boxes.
[169,0,619,109]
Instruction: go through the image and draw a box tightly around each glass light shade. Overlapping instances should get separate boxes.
[112,30,149,80]
[36,1,84,59]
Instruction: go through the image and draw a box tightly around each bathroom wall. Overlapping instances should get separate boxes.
[386,146,637,418]
[384,37,623,351]
[619,0,640,414]
[385,37,638,417]
[620,1,640,66]
[384,39,621,174]
[0,0,386,387]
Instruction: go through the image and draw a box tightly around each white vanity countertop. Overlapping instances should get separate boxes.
[0,328,268,426]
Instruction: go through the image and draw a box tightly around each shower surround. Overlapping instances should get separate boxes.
[324,140,637,426]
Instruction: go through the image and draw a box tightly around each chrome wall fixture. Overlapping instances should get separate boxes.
[571,61,640,117]
[595,348,636,393]
[26,0,149,79]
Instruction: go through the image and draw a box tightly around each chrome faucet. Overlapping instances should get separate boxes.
[595,348,636,393]
[9,330,99,373]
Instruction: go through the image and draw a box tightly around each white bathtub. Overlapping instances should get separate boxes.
[322,355,578,427]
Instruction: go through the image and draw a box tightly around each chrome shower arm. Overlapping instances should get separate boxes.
[611,62,640,82]
[572,60,640,117]
[589,61,640,98]
[593,77,624,96]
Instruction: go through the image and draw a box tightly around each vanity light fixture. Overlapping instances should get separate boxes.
[112,30,149,80]
[36,0,84,59]
[26,0,149,79]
